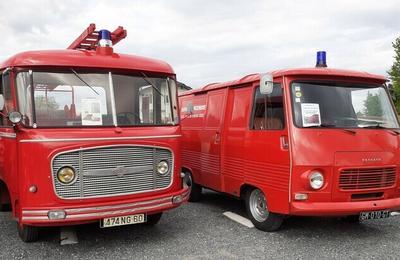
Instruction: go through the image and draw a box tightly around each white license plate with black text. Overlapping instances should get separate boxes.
[101,213,146,228]
[359,210,391,221]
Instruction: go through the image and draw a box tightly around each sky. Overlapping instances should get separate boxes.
[0,0,399,88]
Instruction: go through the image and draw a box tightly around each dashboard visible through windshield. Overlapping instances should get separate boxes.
[290,82,399,129]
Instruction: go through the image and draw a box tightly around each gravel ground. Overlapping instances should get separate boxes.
[1,190,399,260]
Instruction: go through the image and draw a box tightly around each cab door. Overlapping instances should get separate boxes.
[243,81,291,213]
[200,88,227,191]
[0,69,18,209]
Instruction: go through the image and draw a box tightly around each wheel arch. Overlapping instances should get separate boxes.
[239,183,259,200]
[182,166,194,179]
[0,178,12,211]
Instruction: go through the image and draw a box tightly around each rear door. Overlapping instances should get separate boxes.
[200,88,228,190]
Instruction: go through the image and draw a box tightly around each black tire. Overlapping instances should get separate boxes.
[17,224,39,242]
[245,188,283,232]
[0,202,11,212]
[145,213,163,226]
[184,172,202,202]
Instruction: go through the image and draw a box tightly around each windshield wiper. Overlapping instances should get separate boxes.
[359,121,400,135]
[70,69,99,95]
[304,124,356,134]
[304,124,336,128]
[140,72,163,96]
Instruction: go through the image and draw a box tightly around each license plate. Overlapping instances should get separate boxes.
[100,214,146,228]
[359,210,391,221]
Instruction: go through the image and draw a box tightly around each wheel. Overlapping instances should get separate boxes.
[245,188,283,232]
[145,213,163,226]
[17,224,39,242]
[184,172,202,202]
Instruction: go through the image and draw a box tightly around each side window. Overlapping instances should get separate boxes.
[205,91,224,128]
[251,83,285,130]
[0,71,14,127]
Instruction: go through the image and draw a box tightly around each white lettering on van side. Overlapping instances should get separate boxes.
[193,105,206,111]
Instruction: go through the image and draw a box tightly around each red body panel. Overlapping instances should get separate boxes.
[0,50,173,74]
[0,45,187,227]
[180,69,400,216]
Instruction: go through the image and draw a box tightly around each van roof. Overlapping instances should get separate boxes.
[0,49,174,75]
[179,68,386,96]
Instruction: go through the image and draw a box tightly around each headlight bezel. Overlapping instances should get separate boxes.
[156,160,170,176]
[309,171,324,190]
[57,166,77,185]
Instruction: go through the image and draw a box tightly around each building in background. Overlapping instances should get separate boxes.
[178,82,192,94]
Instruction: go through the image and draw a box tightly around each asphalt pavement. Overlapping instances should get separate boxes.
[1,190,399,259]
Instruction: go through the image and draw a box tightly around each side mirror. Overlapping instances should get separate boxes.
[0,94,4,111]
[260,73,274,95]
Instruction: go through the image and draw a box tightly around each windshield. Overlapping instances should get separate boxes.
[16,70,178,127]
[291,82,399,129]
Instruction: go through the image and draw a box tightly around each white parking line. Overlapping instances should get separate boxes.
[223,211,254,228]
[60,227,79,245]
[390,211,400,217]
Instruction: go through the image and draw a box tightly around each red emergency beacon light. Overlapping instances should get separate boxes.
[0,24,188,242]
[179,51,400,231]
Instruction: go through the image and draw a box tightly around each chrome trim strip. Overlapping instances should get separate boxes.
[22,201,173,221]
[22,216,48,221]
[0,132,16,139]
[108,71,118,127]
[20,134,181,143]
[83,165,153,177]
[50,144,175,200]
[19,135,182,143]
[22,210,50,215]
[66,202,173,219]
[22,197,172,216]
[66,197,171,213]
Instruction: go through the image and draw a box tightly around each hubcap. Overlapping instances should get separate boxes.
[249,189,269,222]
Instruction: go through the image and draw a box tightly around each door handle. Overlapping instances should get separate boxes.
[280,135,289,150]
[214,131,221,144]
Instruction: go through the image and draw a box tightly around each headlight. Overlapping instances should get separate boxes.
[157,161,169,176]
[57,166,76,184]
[309,171,324,190]
[8,111,22,124]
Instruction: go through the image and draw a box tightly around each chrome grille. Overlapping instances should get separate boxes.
[339,167,396,190]
[52,146,173,199]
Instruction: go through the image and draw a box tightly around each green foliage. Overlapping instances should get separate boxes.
[388,36,400,113]
[363,92,382,117]
[35,96,59,111]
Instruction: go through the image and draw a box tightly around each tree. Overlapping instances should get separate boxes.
[388,36,400,113]
[363,92,382,117]
[35,96,59,111]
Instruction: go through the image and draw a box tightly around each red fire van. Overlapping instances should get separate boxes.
[0,24,188,242]
[180,52,400,231]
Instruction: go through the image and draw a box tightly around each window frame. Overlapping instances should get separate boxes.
[289,80,400,130]
[249,83,286,131]
[13,68,178,129]
[0,69,14,128]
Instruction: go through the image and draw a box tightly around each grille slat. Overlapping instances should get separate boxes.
[52,146,173,199]
[339,167,396,190]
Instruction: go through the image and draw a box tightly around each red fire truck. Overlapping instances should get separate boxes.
[0,24,188,242]
[180,52,400,231]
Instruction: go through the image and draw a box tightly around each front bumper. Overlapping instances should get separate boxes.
[291,197,400,216]
[21,187,189,226]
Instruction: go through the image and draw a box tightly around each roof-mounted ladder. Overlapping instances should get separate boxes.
[67,23,127,50]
